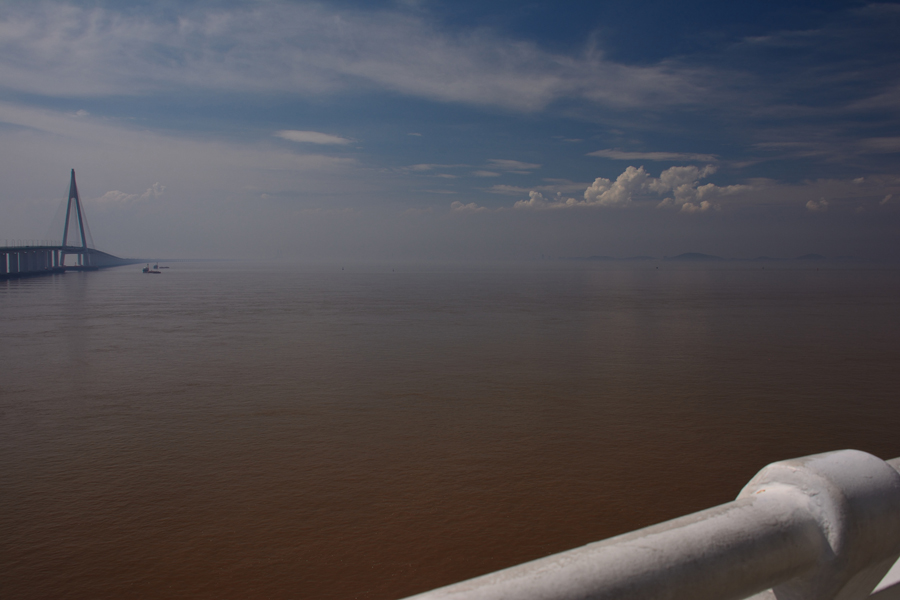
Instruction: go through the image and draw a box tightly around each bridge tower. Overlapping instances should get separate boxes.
[60,169,91,266]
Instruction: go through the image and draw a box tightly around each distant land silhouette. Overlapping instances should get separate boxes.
[664,253,724,261]
[557,253,875,262]
[561,255,656,261]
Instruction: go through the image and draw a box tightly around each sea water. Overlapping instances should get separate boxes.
[2,261,899,599]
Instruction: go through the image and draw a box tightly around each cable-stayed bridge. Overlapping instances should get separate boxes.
[1,170,144,279]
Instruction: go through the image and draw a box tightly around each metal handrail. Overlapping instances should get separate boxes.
[401,450,900,600]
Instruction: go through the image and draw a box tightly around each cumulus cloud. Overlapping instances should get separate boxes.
[650,165,716,193]
[514,164,749,211]
[141,182,165,200]
[275,130,351,145]
[451,200,487,212]
[94,183,165,205]
[488,180,586,196]
[584,166,651,206]
[514,191,578,209]
[806,198,829,211]
[679,200,714,213]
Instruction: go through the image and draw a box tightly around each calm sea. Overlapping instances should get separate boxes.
[2,261,899,599]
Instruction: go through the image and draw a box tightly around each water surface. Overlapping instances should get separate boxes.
[2,261,899,599]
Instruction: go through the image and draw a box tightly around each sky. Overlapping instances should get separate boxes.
[0,0,899,261]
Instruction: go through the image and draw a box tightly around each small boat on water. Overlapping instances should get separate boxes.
[142,264,161,274]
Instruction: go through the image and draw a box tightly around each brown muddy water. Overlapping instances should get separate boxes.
[2,261,899,599]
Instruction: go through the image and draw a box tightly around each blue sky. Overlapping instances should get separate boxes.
[1,0,898,260]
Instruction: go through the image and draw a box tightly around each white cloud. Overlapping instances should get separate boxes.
[490,180,587,196]
[514,191,548,209]
[95,190,138,204]
[514,191,578,209]
[486,159,541,171]
[93,183,165,205]
[0,101,356,174]
[514,164,751,211]
[649,164,716,193]
[584,166,651,206]
[141,182,165,200]
[588,149,718,162]
[489,184,532,195]
[275,130,351,145]
[404,163,467,172]
[451,200,487,212]
[882,194,893,205]
[473,170,501,177]
[806,199,829,211]
[858,137,900,153]
[680,201,714,213]
[0,3,703,112]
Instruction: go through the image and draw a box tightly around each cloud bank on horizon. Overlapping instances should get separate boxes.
[0,0,898,260]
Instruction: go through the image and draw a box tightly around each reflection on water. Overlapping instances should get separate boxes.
[2,262,899,599]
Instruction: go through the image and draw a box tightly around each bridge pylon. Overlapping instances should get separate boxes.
[60,169,92,267]
[2,171,142,279]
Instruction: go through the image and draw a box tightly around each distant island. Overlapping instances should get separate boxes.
[556,253,873,262]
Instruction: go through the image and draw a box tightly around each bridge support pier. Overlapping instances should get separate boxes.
[8,252,19,274]
[0,252,6,275]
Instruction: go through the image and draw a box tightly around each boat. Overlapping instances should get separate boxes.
[142,264,161,274]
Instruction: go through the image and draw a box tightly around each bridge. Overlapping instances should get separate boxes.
[1,170,144,279]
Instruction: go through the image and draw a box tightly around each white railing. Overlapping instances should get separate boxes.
[401,450,900,600]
